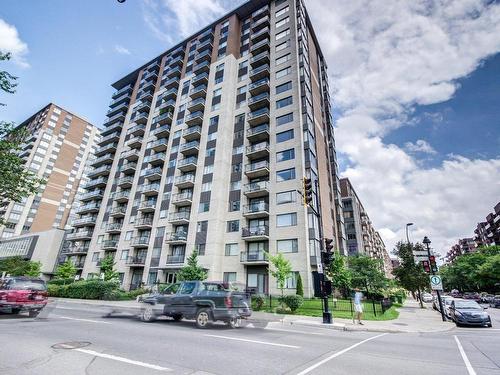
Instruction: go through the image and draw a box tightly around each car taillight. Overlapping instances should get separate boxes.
[225,296,232,308]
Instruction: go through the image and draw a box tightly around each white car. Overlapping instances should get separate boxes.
[422,293,433,303]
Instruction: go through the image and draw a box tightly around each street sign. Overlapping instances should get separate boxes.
[430,275,443,291]
[412,251,429,257]
[317,263,323,274]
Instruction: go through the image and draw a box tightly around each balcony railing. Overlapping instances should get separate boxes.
[83,177,107,189]
[117,176,134,186]
[180,140,200,153]
[244,181,269,195]
[242,225,269,238]
[144,166,163,178]
[243,202,269,215]
[172,191,193,203]
[177,157,197,169]
[135,217,153,227]
[121,149,141,160]
[71,216,97,226]
[165,232,188,242]
[88,165,112,178]
[131,236,150,246]
[240,250,268,263]
[139,200,157,210]
[166,254,185,264]
[144,153,166,164]
[112,191,130,201]
[110,206,127,216]
[102,239,119,249]
[66,230,94,240]
[168,211,190,222]
[80,190,104,201]
[106,223,123,232]
[126,256,147,265]
[245,160,270,173]
[140,183,161,194]
[91,153,114,167]
[174,174,195,186]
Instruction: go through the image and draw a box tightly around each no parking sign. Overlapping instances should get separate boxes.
[430,275,443,291]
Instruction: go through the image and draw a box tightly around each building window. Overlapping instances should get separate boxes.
[276,28,290,40]
[276,81,292,94]
[276,148,295,162]
[230,181,241,190]
[276,190,296,204]
[227,220,239,232]
[284,272,299,288]
[277,112,293,126]
[276,5,289,18]
[125,231,133,241]
[276,40,290,52]
[277,129,294,143]
[210,116,219,126]
[97,235,104,244]
[204,164,214,174]
[197,221,208,232]
[276,96,293,109]
[225,243,239,256]
[277,239,298,253]
[202,182,212,192]
[275,17,290,29]
[199,202,210,212]
[92,252,100,262]
[196,243,206,256]
[229,200,240,211]
[276,66,291,79]
[276,168,296,182]
[223,272,237,282]
[206,147,216,157]
[277,213,297,227]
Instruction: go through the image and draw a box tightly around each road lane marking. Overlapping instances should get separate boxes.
[52,315,112,324]
[204,334,300,348]
[264,327,326,336]
[454,336,477,375]
[295,333,388,375]
[74,348,171,371]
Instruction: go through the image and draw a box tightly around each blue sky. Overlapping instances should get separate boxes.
[1,0,499,255]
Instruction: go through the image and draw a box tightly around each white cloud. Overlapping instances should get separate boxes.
[142,0,245,43]
[404,140,437,154]
[114,44,131,55]
[0,18,29,68]
[306,0,500,255]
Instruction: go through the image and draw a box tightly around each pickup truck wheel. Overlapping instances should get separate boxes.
[172,314,182,322]
[11,308,20,315]
[195,308,211,329]
[28,310,40,318]
[141,305,156,323]
[227,317,241,329]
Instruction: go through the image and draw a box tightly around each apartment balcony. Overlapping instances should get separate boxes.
[245,160,270,178]
[169,55,184,68]
[246,142,269,160]
[101,122,123,137]
[244,181,269,199]
[110,206,127,217]
[189,85,207,100]
[76,203,100,215]
[165,66,182,79]
[133,112,149,125]
[112,84,133,99]
[119,162,137,175]
[250,38,270,55]
[101,239,119,251]
[249,78,270,96]
[250,26,270,44]
[168,211,190,225]
[73,261,86,269]
[197,38,213,52]
[250,51,270,68]
[152,112,173,127]
[243,202,269,219]
[98,132,120,146]
[187,97,205,112]
[198,28,214,42]
[62,246,89,255]
[179,140,200,156]
[195,50,211,65]
[150,138,168,152]
[121,149,140,161]
[163,76,180,90]
[137,89,154,103]
[82,177,107,189]
[172,192,193,207]
[134,217,153,229]
[150,125,171,141]
[242,226,269,241]
[71,216,97,227]
[252,5,269,19]
[182,125,202,141]
[249,64,270,82]
[165,232,187,244]
[157,98,176,112]
[105,222,123,234]
[143,70,158,82]
[140,80,155,92]
[127,124,146,137]
[130,236,150,248]
[191,72,209,86]
[248,92,270,110]
[185,112,204,127]
[106,104,127,118]
[103,112,125,126]
[240,250,269,265]
[80,189,104,202]
[126,256,147,266]
[144,152,165,166]
[251,15,270,32]
[138,200,157,213]
[117,176,134,188]
[112,190,130,203]
[166,254,185,265]
[174,174,195,189]
[176,157,197,173]
[144,167,163,181]
[147,60,160,71]
[140,183,160,196]
[66,230,94,241]
[193,60,210,75]
[88,165,112,178]
[246,123,270,142]
[91,153,114,167]
[247,107,270,126]
[95,143,118,157]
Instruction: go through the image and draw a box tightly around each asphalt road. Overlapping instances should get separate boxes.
[0,301,499,375]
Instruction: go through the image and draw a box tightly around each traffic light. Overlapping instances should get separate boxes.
[303,178,313,206]
[321,251,334,267]
[324,238,334,253]
[429,255,438,273]
[422,260,430,273]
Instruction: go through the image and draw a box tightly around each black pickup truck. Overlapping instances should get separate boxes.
[140,280,252,328]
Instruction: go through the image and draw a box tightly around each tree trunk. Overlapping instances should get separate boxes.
[417,287,423,308]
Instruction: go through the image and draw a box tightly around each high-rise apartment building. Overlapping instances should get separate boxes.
[446,238,477,263]
[73,0,343,296]
[474,201,500,247]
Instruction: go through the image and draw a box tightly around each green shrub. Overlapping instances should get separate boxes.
[47,280,119,300]
[252,295,265,311]
[282,295,304,312]
[296,273,304,297]
[48,278,75,286]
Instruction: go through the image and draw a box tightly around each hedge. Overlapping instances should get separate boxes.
[48,280,119,300]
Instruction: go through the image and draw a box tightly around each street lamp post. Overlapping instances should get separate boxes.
[423,236,446,322]
[406,223,414,243]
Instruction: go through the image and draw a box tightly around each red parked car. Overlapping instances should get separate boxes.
[0,277,48,317]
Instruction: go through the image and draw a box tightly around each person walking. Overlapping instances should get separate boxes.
[353,288,364,325]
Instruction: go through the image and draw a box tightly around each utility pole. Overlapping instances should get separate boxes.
[423,236,446,322]
[406,223,413,243]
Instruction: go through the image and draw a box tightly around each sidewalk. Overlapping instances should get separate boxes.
[50,297,453,333]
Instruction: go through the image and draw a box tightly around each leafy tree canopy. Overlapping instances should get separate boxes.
[55,259,77,280]
[177,251,207,281]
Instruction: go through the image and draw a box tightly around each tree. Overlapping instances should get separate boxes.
[25,261,41,277]
[392,242,430,307]
[0,52,44,225]
[177,251,207,281]
[99,255,119,282]
[267,252,292,299]
[348,255,388,297]
[55,260,77,280]
[295,272,304,297]
[326,251,352,296]
[0,256,42,277]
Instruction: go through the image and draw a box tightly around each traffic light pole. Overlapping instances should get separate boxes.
[424,239,446,322]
